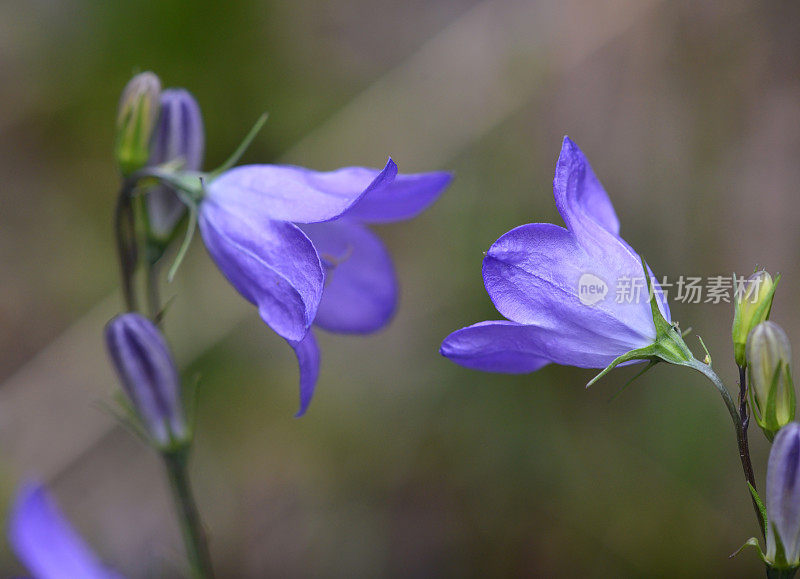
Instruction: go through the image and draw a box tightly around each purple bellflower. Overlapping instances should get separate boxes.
[440,137,687,381]
[105,313,188,446]
[198,159,452,415]
[146,88,205,241]
[9,482,123,579]
[766,423,800,569]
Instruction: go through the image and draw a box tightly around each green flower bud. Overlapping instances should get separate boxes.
[733,270,778,367]
[747,321,795,441]
[115,71,161,176]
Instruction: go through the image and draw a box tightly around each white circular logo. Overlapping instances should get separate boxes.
[577,273,608,306]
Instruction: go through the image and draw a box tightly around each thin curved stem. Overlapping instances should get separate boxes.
[685,358,765,538]
[738,364,751,437]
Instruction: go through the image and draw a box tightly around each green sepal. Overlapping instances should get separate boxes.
[208,112,269,178]
[587,258,694,388]
[607,360,659,402]
[730,536,766,562]
[748,482,768,532]
[167,200,198,283]
[100,391,151,444]
[751,362,795,442]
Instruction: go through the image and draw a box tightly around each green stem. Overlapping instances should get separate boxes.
[685,358,765,539]
[145,251,162,323]
[114,182,139,312]
[162,450,215,579]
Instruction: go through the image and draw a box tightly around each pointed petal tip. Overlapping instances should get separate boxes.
[289,330,320,418]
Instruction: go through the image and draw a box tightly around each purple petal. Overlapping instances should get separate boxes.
[205,159,398,224]
[554,136,620,237]
[147,89,205,239]
[440,321,551,373]
[342,169,452,223]
[302,221,397,334]
[9,483,122,579]
[148,89,204,172]
[199,200,324,342]
[483,223,660,361]
[767,423,800,563]
[290,330,320,417]
[441,317,650,372]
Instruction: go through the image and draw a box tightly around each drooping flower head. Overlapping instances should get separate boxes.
[116,74,453,415]
[198,159,452,414]
[9,482,123,579]
[441,137,683,379]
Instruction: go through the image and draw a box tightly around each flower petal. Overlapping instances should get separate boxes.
[205,159,398,224]
[554,136,620,237]
[342,168,453,223]
[146,89,205,240]
[9,482,122,579]
[441,315,651,371]
[199,200,324,342]
[482,222,659,359]
[302,221,397,334]
[439,321,551,373]
[551,137,671,322]
[767,422,800,564]
[290,330,320,417]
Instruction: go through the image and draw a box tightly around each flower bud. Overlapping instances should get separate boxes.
[105,313,187,446]
[733,270,778,367]
[766,423,800,570]
[115,72,161,176]
[748,321,795,441]
[146,88,205,241]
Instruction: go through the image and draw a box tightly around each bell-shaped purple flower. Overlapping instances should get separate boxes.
[105,313,187,445]
[198,158,451,415]
[441,137,670,375]
[146,88,205,240]
[767,423,800,568]
[9,482,123,579]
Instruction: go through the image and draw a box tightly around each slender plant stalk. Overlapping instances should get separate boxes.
[115,173,215,575]
[163,450,215,579]
[114,183,138,312]
[145,256,162,323]
[686,359,765,538]
[736,364,756,501]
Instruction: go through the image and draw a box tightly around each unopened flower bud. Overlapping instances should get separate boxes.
[748,321,795,441]
[105,313,187,447]
[766,423,800,570]
[146,88,205,241]
[115,72,161,176]
[733,270,778,367]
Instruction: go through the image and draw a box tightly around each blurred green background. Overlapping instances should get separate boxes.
[2,0,800,576]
